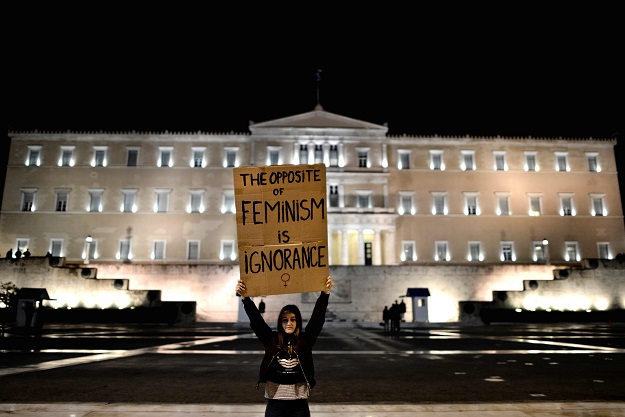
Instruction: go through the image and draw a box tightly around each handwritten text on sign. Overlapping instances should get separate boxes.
[234,164,328,297]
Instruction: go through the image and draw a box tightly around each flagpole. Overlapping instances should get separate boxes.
[316,69,322,107]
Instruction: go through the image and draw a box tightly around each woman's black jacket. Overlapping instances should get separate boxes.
[242,292,329,389]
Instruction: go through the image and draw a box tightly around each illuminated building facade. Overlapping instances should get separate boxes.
[2,106,624,268]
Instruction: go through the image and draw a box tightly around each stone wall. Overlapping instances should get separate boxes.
[459,258,625,324]
[5,257,621,324]
[0,257,157,309]
[4,257,569,323]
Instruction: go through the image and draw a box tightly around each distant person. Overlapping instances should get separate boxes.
[259,299,266,317]
[14,249,22,259]
[236,276,334,417]
[32,301,46,350]
[23,301,36,328]
[23,248,31,258]
[391,300,401,333]
[399,300,406,322]
[383,306,390,333]
[5,248,12,259]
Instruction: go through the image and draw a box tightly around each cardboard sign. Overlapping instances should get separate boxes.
[234,164,328,297]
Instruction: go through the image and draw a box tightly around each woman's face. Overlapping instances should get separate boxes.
[281,312,297,334]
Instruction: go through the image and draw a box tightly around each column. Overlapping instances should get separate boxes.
[373,230,382,265]
[384,230,396,265]
[323,142,329,166]
[341,230,349,265]
[382,141,388,168]
[327,230,334,265]
[357,230,364,265]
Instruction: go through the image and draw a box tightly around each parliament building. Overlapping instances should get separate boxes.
[2,105,624,268]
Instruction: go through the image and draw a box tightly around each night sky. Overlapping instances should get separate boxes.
[3,5,623,213]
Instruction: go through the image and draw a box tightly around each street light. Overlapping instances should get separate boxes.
[542,238,550,265]
[85,235,93,264]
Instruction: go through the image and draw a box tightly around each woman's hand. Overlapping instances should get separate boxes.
[236,279,246,299]
[323,275,334,294]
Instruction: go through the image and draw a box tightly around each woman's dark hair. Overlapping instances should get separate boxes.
[277,304,302,351]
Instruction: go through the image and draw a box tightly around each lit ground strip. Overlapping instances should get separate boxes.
[0,334,254,377]
[2,330,623,378]
[157,349,625,355]
[501,337,622,351]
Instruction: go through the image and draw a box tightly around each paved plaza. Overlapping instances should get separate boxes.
[1,321,624,416]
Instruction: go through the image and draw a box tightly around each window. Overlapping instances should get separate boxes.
[55,189,70,212]
[555,152,569,172]
[59,146,75,167]
[464,193,479,215]
[500,242,515,262]
[329,184,340,208]
[493,151,507,171]
[224,147,238,167]
[88,189,104,212]
[188,190,205,213]
[435,241,449,261]
[83,238,97,262]
[152,240,166,260]
[21,189,37,212]
[496,194,510,216]
[524,151,538,172]
[127,148,139,166]
[158,147,173,167]
[299,144,309,164]
[356,190,372,209]
[597,242,610,259]
[429,150,444,170]
[565,242,580,262]
[398,150,410,170]
[357,148,369,168]
[221,240,236,260]
[191,147,206,168]
[431,192,447,215]
[586,152,600,172]
[528,194,542,216]
[49,239,63,257]
[461,150,475,171]
[121,189,138,213]
[118,239,132,261]
[532,241,547,262]
[590,194,606,216]
[559,194,574,216]
[468,242,482,261]
[222,190,235,213]
[314,144,324,164]
[187,240,200,260]
[154,189,171,213]
[27,146,41,166]
[267,146,282,165]
[398,192,415,215]
[92,146,108,167]
[329,145,339,167]
[401,241,417,262]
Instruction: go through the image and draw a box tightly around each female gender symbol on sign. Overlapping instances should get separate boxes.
[281,273,291,287]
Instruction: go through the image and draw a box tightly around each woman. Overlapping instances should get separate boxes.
[236,276,333,417]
